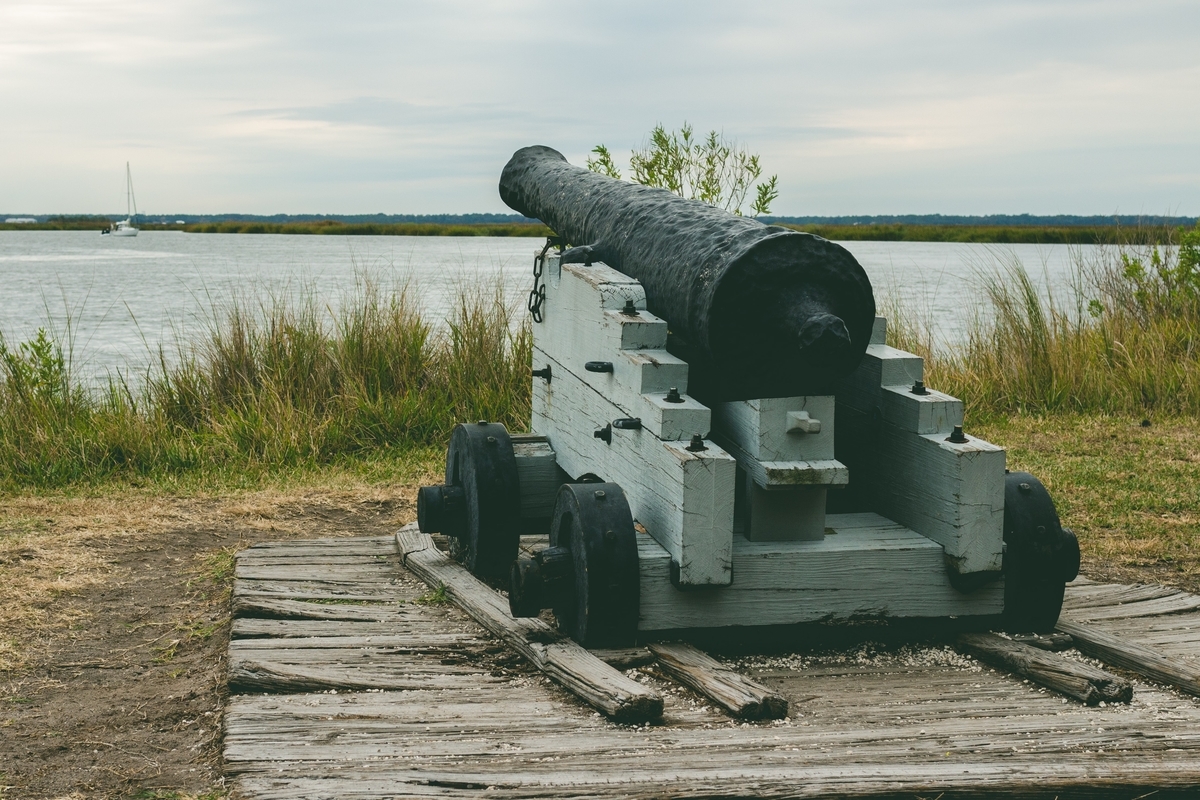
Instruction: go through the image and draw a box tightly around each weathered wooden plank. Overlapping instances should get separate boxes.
[834,343,1005,576]
[231,766,1200,800]
[636,517,1004,631]
[223,660,1200,797]
[231,618,489,641]
[235,552,397,564]
[230,647,490,669]
[234,564,395,581]
[230,634,488,651]
[1061,593,1200,621]
[533,344,736,587]
[511,434,560,523]
[239,537,394,552]
[880,382,963,435]
[956,632,1132,705]
[713,396,837,463]
[535,259,711,443]
[711,395,849,493]
[224,679,1191,748]
[222,533,1200,799]
[1057,619,1200,697]
[232,578,396,601]
[1092,614,1200,635]
[396,527,663,722]
[225,690,1200,784]
[228,658,495,693]
[648,641,787,720]
[588,647,656,669]
[1062,583,1184,609]
[868,425,1006,574]
[1010,632,1075,651]
[231,595,400,621]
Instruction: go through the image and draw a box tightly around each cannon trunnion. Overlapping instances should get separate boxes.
[418,148,1078,646]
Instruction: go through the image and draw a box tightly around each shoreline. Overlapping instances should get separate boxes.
[1,220,1188,244]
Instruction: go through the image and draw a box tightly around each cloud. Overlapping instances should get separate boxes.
[1,0,1197,214]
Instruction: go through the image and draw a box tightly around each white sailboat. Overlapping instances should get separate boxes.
[103,163,139,237]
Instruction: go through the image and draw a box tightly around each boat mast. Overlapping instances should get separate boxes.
[126,162,138,221]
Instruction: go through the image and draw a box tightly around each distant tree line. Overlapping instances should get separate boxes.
[5,212,1196,229]
[760,213,1199,228]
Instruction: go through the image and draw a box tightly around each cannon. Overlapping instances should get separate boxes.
[418,146,1080,647]
[500,145,876,401]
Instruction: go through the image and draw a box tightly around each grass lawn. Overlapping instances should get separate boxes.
[978,414,1200,589]
[0,413,1195,797]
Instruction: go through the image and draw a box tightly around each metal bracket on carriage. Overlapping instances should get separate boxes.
[593,417,641,445]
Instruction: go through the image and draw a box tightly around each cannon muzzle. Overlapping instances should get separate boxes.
[500,145,876,401]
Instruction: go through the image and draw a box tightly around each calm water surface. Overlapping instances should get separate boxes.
[0,231,1099,386]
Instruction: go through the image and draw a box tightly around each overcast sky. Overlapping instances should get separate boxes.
[2,0,1197,216]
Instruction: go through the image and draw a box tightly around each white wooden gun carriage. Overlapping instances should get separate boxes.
[418,146,1079,649]
[418,248,1080,648]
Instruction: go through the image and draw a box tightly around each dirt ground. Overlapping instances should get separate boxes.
[0,487,417,800]
[0,430,1195,798]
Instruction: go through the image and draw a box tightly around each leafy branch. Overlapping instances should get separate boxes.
[587,123,779,217]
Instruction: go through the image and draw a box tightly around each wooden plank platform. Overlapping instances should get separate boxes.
[225,530,1200,798]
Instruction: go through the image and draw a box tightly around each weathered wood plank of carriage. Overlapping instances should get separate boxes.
[648,641,788,719]
[956,632,1132,705]
[396,527,663,722]
[231,595,400,621]
[1057,619,1200,698]
[533,343,736,587]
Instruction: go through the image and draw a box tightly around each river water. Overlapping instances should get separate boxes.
[0,231,1099,386]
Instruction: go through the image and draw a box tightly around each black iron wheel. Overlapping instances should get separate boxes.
[1002,471,1081,633]
[419,421,521,583]
[548,482,640,648]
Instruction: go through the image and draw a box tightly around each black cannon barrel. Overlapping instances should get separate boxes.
[500,145,876,401]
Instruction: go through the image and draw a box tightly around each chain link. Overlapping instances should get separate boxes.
[528,236,563,323]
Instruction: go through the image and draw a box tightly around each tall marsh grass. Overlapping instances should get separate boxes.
[3,226,1199,488]
[0,279,531,488]
[890,225,1200,416]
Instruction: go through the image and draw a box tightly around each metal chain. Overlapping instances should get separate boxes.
[528,236,563,323]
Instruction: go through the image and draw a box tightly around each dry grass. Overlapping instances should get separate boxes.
[887,228,1200,417]
[0,454,442,671]
[978,414,1200,589]
[0,278,530,488]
